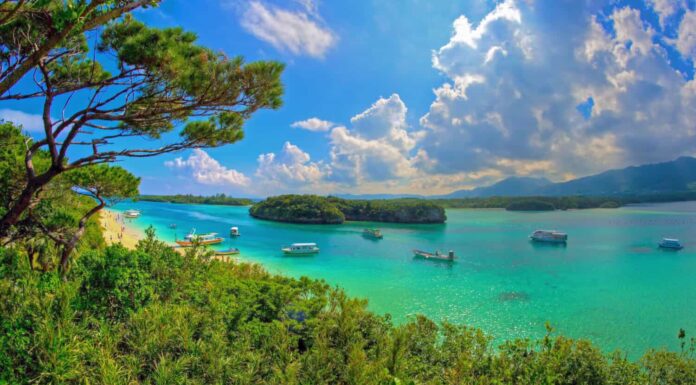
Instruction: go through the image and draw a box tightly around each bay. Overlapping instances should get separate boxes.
[113,200,696,357]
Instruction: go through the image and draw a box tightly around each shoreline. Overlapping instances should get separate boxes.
[100,209,142,249]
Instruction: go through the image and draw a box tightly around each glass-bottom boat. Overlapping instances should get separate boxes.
[659,238,683,250]
[282,243,320,255]
[175,229,224,247]
[413,249,456,261]
[529,230,568,243]
[363,228,383,239]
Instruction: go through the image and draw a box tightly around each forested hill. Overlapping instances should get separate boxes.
[249,195,446,224]
[139,194,254,206]
[443,156,696,198]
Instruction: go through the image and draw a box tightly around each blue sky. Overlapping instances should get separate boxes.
[3,0,696,197]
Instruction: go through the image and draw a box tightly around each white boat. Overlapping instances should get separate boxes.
[176,229,224,247]
[530,230,567,243]
[282,243,320,255]
[123,209,141,218]
[230,226,240,237]
[659,238,683,250]
[413,249,456,261]
[363,228,383,239]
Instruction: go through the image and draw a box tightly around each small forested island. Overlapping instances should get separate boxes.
[250,195,447,224]
[139,194,254,206]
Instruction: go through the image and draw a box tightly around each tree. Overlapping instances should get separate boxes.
[0,13,284,237]
[32,164,138,275]
[0,0,159,95]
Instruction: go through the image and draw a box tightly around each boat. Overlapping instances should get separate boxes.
[168,223,177,229]
[363,228,383,239]
[215,248,240,256]
[175,229,224,247]
[413,249,456,261]
[230,226,240,237]
[529,230,568,243]
[282,243,320,255]
[123,209,141,218]
[659,238,683,250]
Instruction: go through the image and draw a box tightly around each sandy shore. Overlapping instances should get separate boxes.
[100,209,142,249]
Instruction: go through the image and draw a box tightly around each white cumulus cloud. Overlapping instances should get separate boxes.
[165,149,250,187]
[256,141,327,188]
[418,0,696,180]
[327,94,424,185]
[0,109,43,132]
[240,1,336,58]
[291,117,335,131]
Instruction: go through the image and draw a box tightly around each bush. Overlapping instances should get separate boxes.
[1,238,695,384]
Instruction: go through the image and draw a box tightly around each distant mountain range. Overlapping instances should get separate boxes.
[441,156,696,198]
[333,157,696,200]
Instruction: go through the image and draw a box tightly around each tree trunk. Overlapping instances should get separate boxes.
[0,182,41,238]
[58,201,105,277]
[0,169,57,238]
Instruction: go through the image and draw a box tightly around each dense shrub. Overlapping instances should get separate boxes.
[1,236,695,384]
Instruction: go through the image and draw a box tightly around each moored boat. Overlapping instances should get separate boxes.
[230,226,240,237]
[363,228,383,239]
[529,230,567,243]
[413,249,456,261]
[659,238,683,250]
[282,243,320,255]
[124,209,141,218]
[215,248,240,256]
[175,229,224,247]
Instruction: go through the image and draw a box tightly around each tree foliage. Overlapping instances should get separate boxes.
[0,0,159,95]
[0,6,284,236]
[0,122,135,273]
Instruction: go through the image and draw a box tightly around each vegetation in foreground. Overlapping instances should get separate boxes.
[2,231,696,385]
[139,194,254,206]
[250,195,447,224]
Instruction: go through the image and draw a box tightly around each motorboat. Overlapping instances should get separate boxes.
[230,226,240,237]
[413,249,455,261]
[363,228,383,239]
[175,229,224,247]
[215,248,240,256]
[659,238,683,250]
[123,209,141,218]
[282,243,320,255]
[529,230,567,244]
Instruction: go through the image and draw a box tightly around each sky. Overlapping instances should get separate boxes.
[2,0,696,197]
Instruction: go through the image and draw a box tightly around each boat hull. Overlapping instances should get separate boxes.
[413,249,455,261]
[530,236,567,244]
[175,238,224,247]
[659,243,683,250]
[282,248,320,255]
[215,249,240,256]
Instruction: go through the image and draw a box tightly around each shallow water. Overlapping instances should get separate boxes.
[113,200,696,356]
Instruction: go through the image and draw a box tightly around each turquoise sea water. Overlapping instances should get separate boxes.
[112,200,696,357]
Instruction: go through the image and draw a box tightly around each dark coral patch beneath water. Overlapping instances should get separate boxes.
[498,291,530,302]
